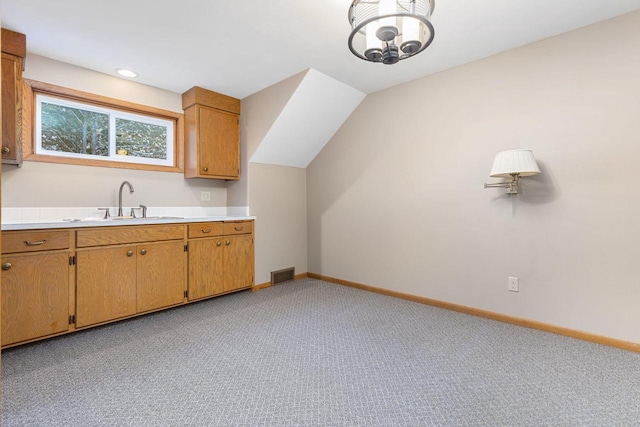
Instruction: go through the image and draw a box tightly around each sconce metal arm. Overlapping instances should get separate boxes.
[484,182,510,188]
[484,173,520,194]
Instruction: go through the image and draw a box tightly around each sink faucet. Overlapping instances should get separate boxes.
[118,181,134,217]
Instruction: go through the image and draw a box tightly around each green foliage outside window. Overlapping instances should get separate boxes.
[41,103,109,157]
[116,118,167,160]
[37,95,173,166]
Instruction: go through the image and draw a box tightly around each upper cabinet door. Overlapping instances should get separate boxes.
[182,86,241,181]
[1,53,23,165]
[198,106,239,179]
[1,29,26,166]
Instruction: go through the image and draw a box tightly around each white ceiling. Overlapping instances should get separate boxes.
[2,0,640,99]
[250,68,365,168]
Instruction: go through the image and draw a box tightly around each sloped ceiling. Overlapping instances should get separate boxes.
[250,69,365,169]
[3,1,640,98]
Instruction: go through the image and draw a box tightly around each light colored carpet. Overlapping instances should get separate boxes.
[2,278,639,426]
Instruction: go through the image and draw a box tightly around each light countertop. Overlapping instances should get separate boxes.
[2,216,255,231]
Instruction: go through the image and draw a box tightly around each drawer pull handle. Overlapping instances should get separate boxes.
[2,262,12,270]
[140,249,147,255]
[127,251,134,257]
[216,241,222,247]
[201,228,212,233]
[226,240,231,246]
[234,227,244,231]
[24,240,46,246]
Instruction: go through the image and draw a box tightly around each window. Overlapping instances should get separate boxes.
[25,80,183,172]
[36,95,174,166]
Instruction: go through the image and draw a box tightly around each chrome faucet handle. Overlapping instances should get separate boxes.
[98,208,111,219]
[139,204,148,218]
[130,207,142,218]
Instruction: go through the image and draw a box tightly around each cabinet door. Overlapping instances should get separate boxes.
[1,53,23,164]
[224,235,254,293]
[137,241,185,313]
[199,106,239,179]
[76,246,137,328]
[1,252,69,346]
[188,238,225,300]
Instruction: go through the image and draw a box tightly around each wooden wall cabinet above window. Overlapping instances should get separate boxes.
[182,86,240,180]
[1,28,27,166]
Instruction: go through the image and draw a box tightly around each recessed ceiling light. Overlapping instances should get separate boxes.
[116,68,138,78]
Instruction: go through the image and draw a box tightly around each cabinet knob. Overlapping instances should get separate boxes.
[1,147,9,154]
[226,240,231,246]
[140,248,147,255]
[2,262,12,270]
[216,241,222,247]
[203,166,209,172]
[127,251,134,257]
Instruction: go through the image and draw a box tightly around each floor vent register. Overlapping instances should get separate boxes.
[271,267,295,285]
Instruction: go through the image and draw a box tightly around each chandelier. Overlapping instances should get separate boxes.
[348,0,435,64]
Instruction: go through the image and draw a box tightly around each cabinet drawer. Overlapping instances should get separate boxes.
[2,230,69,253]
[77,224,184,247]
[188,222,224,238]
[223,221,253,235]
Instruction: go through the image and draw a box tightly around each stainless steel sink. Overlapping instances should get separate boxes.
[136,216,184,220]
[63,216,183,222]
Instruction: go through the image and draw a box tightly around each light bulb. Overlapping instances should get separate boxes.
[376,0,398,42]
[401,17,422,54]
[116,68,138,78]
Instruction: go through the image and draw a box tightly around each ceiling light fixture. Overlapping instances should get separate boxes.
[115,68,138,78]
[348,0,435,65]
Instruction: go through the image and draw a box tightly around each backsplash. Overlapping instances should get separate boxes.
[1,206,230,224]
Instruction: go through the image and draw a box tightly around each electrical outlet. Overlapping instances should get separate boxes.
[200,191,211,201]
[508,276,519,292]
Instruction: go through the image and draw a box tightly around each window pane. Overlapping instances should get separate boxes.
[115,118,168,160]
[40,102,109,156]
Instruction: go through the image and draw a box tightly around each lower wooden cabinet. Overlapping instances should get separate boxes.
[188,221,254,300]
[1,219,253,348]
[188,238,225,300]
[224,235,255,293]
[76,241,185,328]
[136,241,185,313]
[1,252,70,346]
[76,246,137,328]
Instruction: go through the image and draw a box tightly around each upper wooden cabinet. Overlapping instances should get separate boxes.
[182,86,240,180]
[1,28,26,166]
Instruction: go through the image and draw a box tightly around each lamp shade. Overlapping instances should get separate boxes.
[489,150,541,178]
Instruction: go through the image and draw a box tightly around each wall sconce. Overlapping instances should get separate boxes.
[484,149,541,194]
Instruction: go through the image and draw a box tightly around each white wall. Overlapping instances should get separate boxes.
[227,70,305,211]
[238,72,309,284]
[1,54,227,209]
[249,162,307,284]
[307,11,640,343]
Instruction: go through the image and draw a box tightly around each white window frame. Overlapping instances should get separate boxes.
[35,94,175,167]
